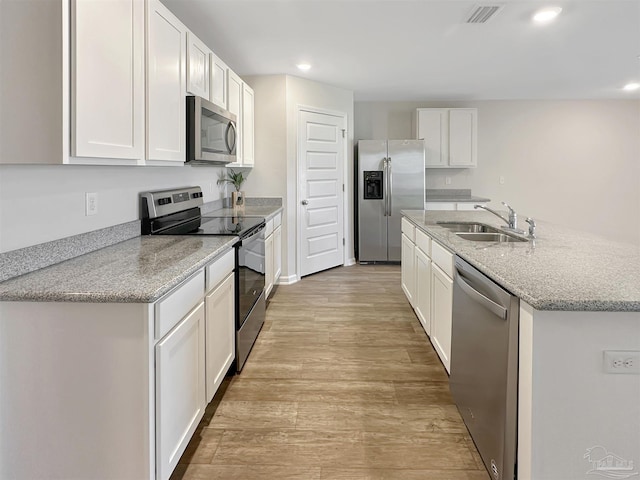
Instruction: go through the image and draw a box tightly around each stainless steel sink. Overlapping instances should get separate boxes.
[437,222,502,234]
[455,232,528,243]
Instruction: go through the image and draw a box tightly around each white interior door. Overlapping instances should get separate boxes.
[298,109,345,277]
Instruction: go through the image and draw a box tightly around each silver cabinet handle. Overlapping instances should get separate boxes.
[301,199,308,205]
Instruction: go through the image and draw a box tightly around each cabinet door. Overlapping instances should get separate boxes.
[186,32,210,99]
[205,272,235,403]
[274,225,282,283]
[415,247,431,336]
[416,109,447,167]
[146,0,186,163]
[72,0,144,160]
[226,70,243,166]
[265,233,274,298]
[431,264,453,373]
[156,301,206,480]
[242,83,255,167]
[401,233,416,306]
[210,52,228,109]
[449,109,477,167]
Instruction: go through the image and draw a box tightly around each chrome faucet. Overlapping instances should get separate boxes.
[474,202,524,234]
[525,217,536,239]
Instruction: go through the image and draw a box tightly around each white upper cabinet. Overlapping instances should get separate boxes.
[72,0,145,161]
[242,83,255,167]
[416,108,477,168]
[226,72,255,168]
[186,31,210,99]
[210,52,228,109]
[146,0,187,163]
[227,70,244,165]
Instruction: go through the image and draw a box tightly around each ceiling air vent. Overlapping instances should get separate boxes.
[465,4,504,24]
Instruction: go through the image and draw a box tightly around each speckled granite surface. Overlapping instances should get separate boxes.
[209,205,283,220]
[403,210,640,312]
[0,221,140,283]
[0,236,237,303]
[426,189,491,203]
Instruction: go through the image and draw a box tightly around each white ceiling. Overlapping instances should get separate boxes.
[163,0,640,101]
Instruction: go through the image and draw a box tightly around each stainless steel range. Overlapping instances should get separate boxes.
[141,186,266,371]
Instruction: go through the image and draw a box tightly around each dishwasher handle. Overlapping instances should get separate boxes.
[455,270,508,320]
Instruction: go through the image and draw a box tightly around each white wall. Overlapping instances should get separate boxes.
[244,74,354,282]
[355,100,640,245]
[0,164,226,253]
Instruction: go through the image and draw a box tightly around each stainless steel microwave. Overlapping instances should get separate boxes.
[186,95,237,165]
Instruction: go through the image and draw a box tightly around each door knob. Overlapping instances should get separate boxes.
[301,199,309,205]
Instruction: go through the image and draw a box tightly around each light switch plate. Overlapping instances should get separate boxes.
[604,351,640,374]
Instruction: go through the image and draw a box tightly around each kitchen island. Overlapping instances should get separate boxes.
[402,209,640,480]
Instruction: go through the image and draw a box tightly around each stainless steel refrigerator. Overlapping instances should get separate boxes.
[357,140,425,262]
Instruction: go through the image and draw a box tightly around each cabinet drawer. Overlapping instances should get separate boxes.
[265,217,274,237]
[155,270,205,340]
[401,218,415,242]
[205,249,235,292]
[431,240,453,278]
[273,212,282,228]
[415,228,431,256]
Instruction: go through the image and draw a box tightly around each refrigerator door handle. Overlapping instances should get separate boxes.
[382,157,388,216]
[387,157,392,215]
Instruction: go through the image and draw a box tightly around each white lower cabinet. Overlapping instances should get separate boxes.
[401,216,454,373]
[265,213,283,298]
[401,233,416,306]
[0,247,236,480]
[274,224,282,282]
[265,232,274,297]
[415,246,431,336]
[155,301,206,480]
[431,263,453,373]
[205,271,235,402]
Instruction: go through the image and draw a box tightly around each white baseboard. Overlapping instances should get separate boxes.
[344,257,356,267]
[275,274,298,285]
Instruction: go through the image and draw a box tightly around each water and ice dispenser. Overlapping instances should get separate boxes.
[363,171,383,200]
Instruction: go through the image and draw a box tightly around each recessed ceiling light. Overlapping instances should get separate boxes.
[296,63,311,72]
[532,7,562,23]
[623,82,640,91]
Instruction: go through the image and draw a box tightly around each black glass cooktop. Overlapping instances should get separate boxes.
[194,216,265,236]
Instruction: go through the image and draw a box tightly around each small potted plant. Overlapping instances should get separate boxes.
[218,169,246,211]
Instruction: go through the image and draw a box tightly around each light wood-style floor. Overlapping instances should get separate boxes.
[171,264,489,480]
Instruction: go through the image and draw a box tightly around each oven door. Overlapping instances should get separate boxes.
[187,95,237,164]
[237,224,266,325]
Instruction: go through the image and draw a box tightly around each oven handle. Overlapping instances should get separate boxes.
[241,224,266,241]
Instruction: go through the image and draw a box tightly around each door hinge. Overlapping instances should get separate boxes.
[342,183,345,192]
[341,129,346,138]
[342,238,345,246]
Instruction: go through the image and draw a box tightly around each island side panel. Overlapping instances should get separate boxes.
[0,301,154,480]
[529,308,640,479]
[518,301,534,480]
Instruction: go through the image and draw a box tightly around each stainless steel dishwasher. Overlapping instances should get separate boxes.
[450,256,519,480]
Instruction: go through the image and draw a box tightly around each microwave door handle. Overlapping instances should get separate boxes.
[225,122,237,154]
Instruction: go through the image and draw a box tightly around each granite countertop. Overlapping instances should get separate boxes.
[0,236,237,303]
[208,205,283,220]
[402,210,640,312]
[426,189,491,203]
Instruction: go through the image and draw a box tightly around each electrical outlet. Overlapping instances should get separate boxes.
[499,175,505,185]
[85,192,98,216]
[445,176,452,185]
[604,351,640,374]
